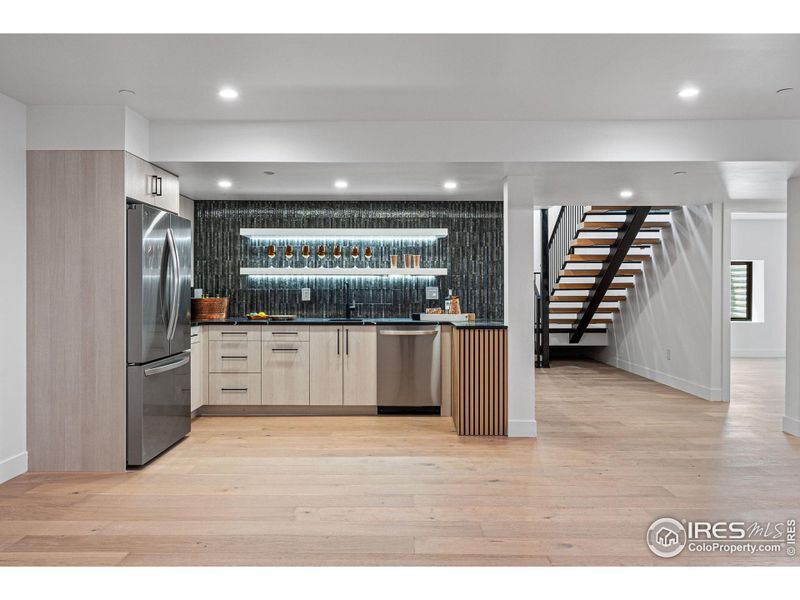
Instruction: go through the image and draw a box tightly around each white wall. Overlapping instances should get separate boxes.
[592,205,725,400]
[0,92,27,483]
[730,215,787,358]
[783,178,800,436]
[27,105,126,150]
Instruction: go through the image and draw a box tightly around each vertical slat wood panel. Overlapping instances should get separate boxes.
[450,327,507,436]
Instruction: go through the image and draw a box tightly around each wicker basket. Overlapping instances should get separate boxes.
[191,297,229,321]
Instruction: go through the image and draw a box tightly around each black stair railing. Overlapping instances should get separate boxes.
[547,205,586,299]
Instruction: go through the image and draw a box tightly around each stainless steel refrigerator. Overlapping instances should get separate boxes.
[126,202,192,466]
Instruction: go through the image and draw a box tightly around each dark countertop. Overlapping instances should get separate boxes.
[192,317,507,329]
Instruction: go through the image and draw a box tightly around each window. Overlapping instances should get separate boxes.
[730,261,753,321]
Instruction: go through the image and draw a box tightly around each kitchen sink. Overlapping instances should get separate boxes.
[326,318,366,323]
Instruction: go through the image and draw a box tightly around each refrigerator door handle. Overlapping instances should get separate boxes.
[144,353,190,377]
[166,227,180,341]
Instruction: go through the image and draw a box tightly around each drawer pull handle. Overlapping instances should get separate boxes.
[221,388,248,392]
[220,332,248,336]
[221,355,248,360]
[272,331,299,335]
[272,348,299,353]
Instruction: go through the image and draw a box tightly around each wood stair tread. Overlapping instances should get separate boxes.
[551,295,627,302]
[550,317,613,324]
[550,307,619,313]
[571,238,660,247]
[560,269,640,277]
[555,282,634,290]
[579,221,670,230]
[565,254,650,262]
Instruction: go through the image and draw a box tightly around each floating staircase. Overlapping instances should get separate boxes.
[535,205,677,367]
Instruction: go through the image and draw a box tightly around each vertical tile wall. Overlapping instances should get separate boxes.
[194,200,504,319]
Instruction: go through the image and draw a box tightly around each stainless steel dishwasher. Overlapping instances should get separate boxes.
[377,324,441,413]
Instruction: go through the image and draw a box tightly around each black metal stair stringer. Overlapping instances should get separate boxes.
[569,206,652,343]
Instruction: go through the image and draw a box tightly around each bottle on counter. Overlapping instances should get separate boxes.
[444,289,453,313]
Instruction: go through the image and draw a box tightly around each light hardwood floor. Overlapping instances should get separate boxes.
[1,358,798,566]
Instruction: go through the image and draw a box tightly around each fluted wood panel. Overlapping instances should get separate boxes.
[450,328,507,436]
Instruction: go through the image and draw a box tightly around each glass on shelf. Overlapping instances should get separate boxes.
[390,254,399,269]
[316,245,326,268]
[301,244,311,267]
[364,246,373,267]
[351,246,360,267]
[403,254,412,269]
[284,244,294,264]
[267,244,277,267]
[413,254,421,269]
[333,244,342,266]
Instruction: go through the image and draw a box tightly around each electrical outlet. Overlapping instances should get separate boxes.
[301,288,311,301]
[426,286,439,300]
[666,348,671,361]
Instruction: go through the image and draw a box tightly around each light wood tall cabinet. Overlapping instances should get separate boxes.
[27,150,127,471]
[343,326,377,406]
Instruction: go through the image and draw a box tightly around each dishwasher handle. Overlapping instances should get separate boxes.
[378,329,438,336]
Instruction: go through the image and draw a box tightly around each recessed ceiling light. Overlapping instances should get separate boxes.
[118,89,136,96]
[443,181,458,190]
[334,180,348,189]
[776,87,795,94]
[217,180,232,189]
[678,86,700,99]
[673,170,688,176]
[263,171,276,176]
[218,88,239,100]
[619,190,634,199]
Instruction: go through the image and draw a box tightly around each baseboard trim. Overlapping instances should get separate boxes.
[783,416,800,437]
[731,349,785,358]
[0,451,28,484]
[599,356,722,401]
[200,405,379,416]
[508,419,537,438]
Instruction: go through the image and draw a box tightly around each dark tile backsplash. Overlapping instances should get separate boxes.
[194,200,504,320]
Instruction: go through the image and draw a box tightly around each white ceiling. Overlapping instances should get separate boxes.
[1,34,799,120]
[163,162,506,201]
[164,160,799,205]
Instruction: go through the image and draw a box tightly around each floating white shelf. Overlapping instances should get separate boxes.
[240,228,448,241]
[241,267,447,277]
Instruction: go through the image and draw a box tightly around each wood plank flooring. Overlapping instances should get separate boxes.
[1,358,798,566]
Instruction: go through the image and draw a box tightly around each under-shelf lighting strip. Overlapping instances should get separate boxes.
[240,228,448,241]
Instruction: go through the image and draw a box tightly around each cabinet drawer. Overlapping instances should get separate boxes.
[208,373,261,405]
[262,342,310,405]
[262,325,310,342]
[209,341,261,373]
[208,325,262,342]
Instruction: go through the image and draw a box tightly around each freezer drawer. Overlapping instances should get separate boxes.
[127,351,191,466]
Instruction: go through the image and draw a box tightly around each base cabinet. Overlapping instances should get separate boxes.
[343,326,377,406]
[190,327,205,411]
[197,325,378,411]
[262,342,310,405]
[310,326,344,405]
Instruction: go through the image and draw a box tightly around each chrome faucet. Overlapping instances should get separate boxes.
[344,282,357,320]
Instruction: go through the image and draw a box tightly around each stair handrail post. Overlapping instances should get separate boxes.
[540,209,550,368]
